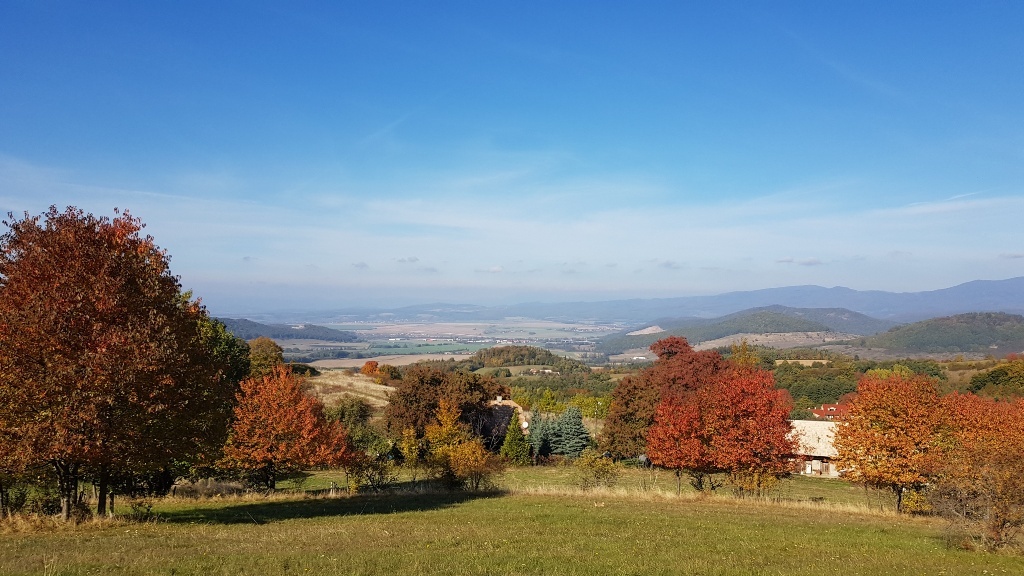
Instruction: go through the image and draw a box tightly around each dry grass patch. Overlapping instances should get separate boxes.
[306,369,394,409]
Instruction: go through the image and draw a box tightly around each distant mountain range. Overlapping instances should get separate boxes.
[276,276,1024,325]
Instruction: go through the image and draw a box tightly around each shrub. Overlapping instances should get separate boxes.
[347,455,398,493]
[573,449,619,490]
[448,440,504,491]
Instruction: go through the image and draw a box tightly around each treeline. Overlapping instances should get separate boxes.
[772,358,945,407]
[409,345,591,376]
[505,371,615,419]
[968,356,1024,398]
[218,317,360,343]
[463,346,591,374]
[862,312,1024,354]
[716,344,945,407]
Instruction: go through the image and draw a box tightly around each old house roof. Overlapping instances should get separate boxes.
[789,420,838,458]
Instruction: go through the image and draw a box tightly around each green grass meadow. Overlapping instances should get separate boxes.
[3,468,1024,575]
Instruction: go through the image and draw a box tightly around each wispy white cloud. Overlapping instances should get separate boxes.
[4,154,1023,310]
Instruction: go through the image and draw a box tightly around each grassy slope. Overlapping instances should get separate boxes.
[4,490,1023,575]
[4,468,1024,575]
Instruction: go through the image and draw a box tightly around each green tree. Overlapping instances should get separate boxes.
[248,336,284,378]
[555,406,591,458]
[969,357,1024,398]
[573,448,619,490]
[499,411,531,465]
[528,410,554,459]
[326,395,380,451]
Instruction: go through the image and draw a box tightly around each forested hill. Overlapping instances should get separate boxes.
[862,312,1024,355]
[217,318,359,342]
[598,309,836,354]
[424,346,591,375]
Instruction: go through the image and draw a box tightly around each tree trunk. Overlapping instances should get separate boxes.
[894,485,904,513]
[675,470,682,495]
[96,465,108,517]
[109,492,114,516]
[0,476,8,519]
[53,460,79,521]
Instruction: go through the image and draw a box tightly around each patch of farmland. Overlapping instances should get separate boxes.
[626,325,665,336]
[306,369,394,409]
[310,353,475,369]
[692,331,860,350]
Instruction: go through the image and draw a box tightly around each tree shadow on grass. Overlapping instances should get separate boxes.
[159,489,507,525]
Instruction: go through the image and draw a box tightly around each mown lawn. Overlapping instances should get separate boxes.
[2,486,1022,575]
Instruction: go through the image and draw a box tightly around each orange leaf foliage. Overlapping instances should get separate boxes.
[932,393,1024,547]
[221,365,353,488]
[0,206,234,517]
[833,372,942,506]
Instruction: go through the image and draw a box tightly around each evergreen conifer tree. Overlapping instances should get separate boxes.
[500,411,531,466]
[529,410,553,459]
[556,406,592,459]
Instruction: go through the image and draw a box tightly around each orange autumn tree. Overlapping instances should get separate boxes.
[221,365,354,490]
[360,360,380,377]
[646,366,795,494]
[834,372,943,513]
[0,206,235,520]
[931,393,1024,549]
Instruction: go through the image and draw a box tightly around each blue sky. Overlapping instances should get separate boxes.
[2,2,1023,314]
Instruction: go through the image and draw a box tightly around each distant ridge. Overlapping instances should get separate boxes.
[597,308,862,354]
[862,312,1024,355]
[216,318,359,342]
[231,276,1024,326]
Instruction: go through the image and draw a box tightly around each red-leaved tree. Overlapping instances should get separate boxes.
[0,207,235,519]
[601,336,728,459]
[646,366,795,494]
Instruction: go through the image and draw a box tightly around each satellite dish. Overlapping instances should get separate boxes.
[521,421,529,429]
